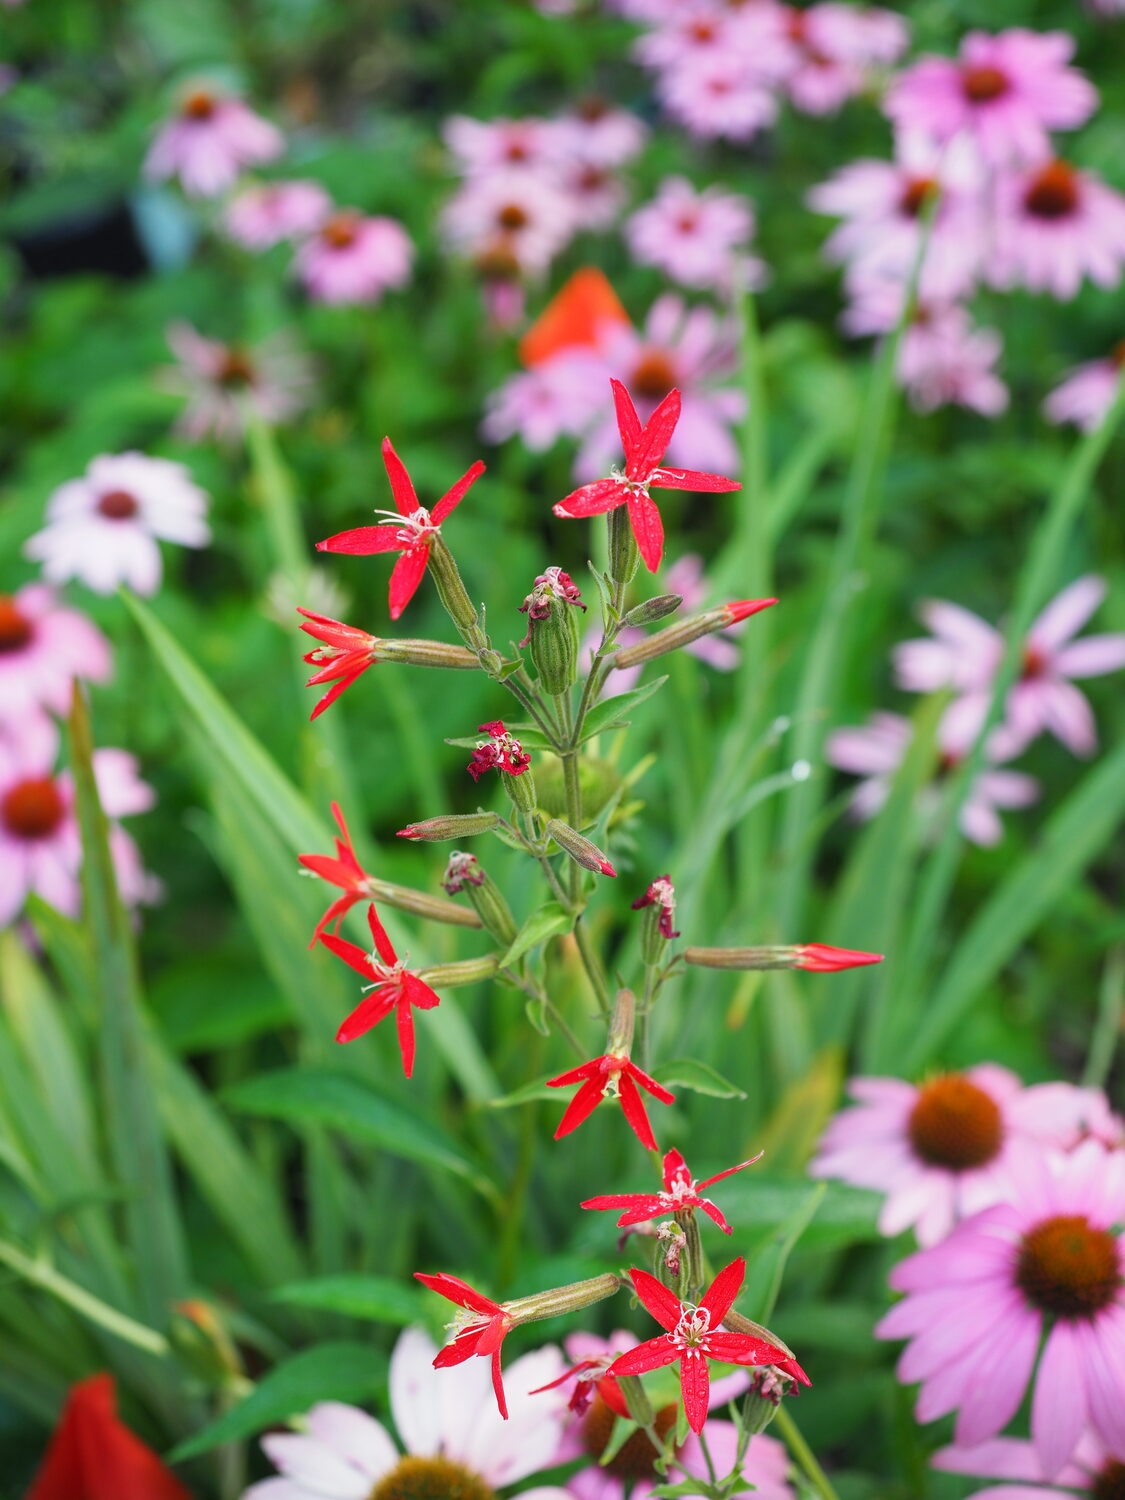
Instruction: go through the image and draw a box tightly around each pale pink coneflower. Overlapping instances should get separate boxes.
[560,161,628,234]
[811,1066,1108,1247]
[0,585,111,721]
[143,86,284,198]
[877,1140,1125,1478]
[632,4,740,71]
[935,1430,1125,1498]
[553,99,647,168]
[0,739,159,925]
[25,453,210,597]
[443,115,567,178]
[160,321,315,444]
[893,578,1125,759]
[223,179,332,250]
[1044,348,1125,433]
[884,30,1098,168]
[482,354,609,452]
[626,176,764,293]
[988,160,1125,302]
[442,169,576,277]
[825,710,1038,846]
[655,49,780,143]
[778,4,909,117]
[293,210,414,306]
[243,1325,571,1500]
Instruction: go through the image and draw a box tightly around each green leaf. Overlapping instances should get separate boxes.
[498,902,573,967]
[225,1068,500,1204]
[271,1275,423,1323]
[718,1175,880,1252]
[654,1058,747,1100]
[171,1342,387,1461]
[738,1182,826,1325]
[487,1076,558,1109]
[580,676,669,740]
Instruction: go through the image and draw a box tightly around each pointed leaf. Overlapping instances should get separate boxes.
[271,1275,423,1323]
[653,1058,747,1100]
[498,902,573,968]
[580,676,669,742]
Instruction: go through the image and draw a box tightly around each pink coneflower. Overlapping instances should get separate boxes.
[554,99,647,168]
[0,738,158,925]
[934,1430,1125,1498]
[443,115,567,176]
[143,86,283,198]
[877,1140,1125,1476]
[442,169,575,277]
[0,585,110,720]
[246,1325,569,1500]
[989,160,1125,301]
[1045,347,1125,432]
[161,321,315,443]
[811,1066,1099,1247]
[294,209,413,306]
[884,30,1097,168]
[627,176,762,293]
[223,179,332,250]
[560,160,627,234]
[482,356,608,452]
[656,49,779,142]
[778,4,909,116]
[825,711,1039,846]
[893,578,1125,759]
[25,453,210,597]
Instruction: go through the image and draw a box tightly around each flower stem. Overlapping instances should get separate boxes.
[773,1404,839,1500]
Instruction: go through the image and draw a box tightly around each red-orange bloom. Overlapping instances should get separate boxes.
[581,1146,762,1234]
[414,1271,514,1419]
[298,801,372,943]
[547,1052,675,1150]
[27,1374,191,1500]
[319,903,440,1073]
[298,608,379,719]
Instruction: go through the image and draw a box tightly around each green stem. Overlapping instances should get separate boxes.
[773,1404,840,1500]
[574,918,612,1017]
[0,1240,169,1356]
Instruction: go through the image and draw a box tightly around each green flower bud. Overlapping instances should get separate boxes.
[519,567,586,695]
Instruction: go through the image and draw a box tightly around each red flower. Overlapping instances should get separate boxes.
[547,1053,675,1150]
[631,874,679,939]
[414,1271,514,1419]
[27,1373,191,1500]
[552,379,740,573]
[317,438,485,619]
[467,720,532,781]
[606,1260,809,1434]
[318,903,440,1074]
[793,944,883,972]
[530,1356,629,1418]
[581,1146,762,1234]
[298,608,379,719]
[297,800,372,943]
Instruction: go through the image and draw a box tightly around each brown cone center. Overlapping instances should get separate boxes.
[218,348,256,388]
[900,177,939,219]
[0,597,34,654]
[962,65,1009,103]
[183,89,217,120]
[2,777,66,840]
[368,1456,495,1500]
[1093,1461,1125,1500]
[496,202,529,231]
[631,350,677,401]
[907,1074,1003,1171]
[97,489,139,521]
[1024,162,1080,221]
[1016,1214,1121,1321]
[583,1394,680,1480]
[322,212,360,249]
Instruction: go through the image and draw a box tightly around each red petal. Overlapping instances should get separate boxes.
[623,1060,676,1105]
[366,904,398,966]
[614,1200,670,1228]
[607,1336,680,1377]
[699,1199,734,1235]
[796,943,884,972]
[611,377,643,458]
[546,1057,601,1088]
[382,437,420,517]
[580,1192,652,1213]
[310,891,362,946]
[298,852,355,886]
[630,388,681,479]
[617,1071,659,1150]
[697,1154,763,1191]
[704,1331,791,1368]
[297,609,371,648]
[662,1148,689,1193]
[650,466,741,493]
[309,664,367,720]
[319,932,375,980]
[433,1335,482,1367]
[396,1001,416,1077]
[629,1268,684,1332]
[388,546,430,619]
[335,987,395,1044]
[433,460,486,525]
[700,1257,746,1325]
[679,1353,711,1435]
[553,478,627,520]
[404,973,442,1011]
[599,1374,631,1418]
[414,1272,503,1317]
[317,526,403,555]
[627,490,665,573]
[491,1346,509,1421]
[553,1077,605,1139]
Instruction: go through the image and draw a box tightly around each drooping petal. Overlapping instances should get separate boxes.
[396,1000,417,1077]
[491,1346,508,1421]
[381,437,420,517]
[317,526,404,555]
[366,904,398,965]
[388,546,431,620]
[432,460,486,525]
[627,490,665,574]
[700,1258,746,1325]
[628,1268,684,1332]
[650,467,741,493]
[553,478,626,519]
[308,664,369,720]
[679,1353,712,1434]
[553,1077,607,1139]
[617,1071,659,1150]
[629,389,682,481]
[318,932,376,980]
[699,1199,734,1235]
[335,986,396,1044]
[311,891,363,944]
[625,1061,676,1105]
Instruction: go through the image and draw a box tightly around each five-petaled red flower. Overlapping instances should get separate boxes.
[297,608,380,719]
[467,720,532,781]
[317,437,485,619]
[632,874,680,939]
[298,801,372,943]
[414,1271,514,1419]
[581,1146,762,1235]
[530,1355,628,1418]
[547,1053,675,1150]
[552,379,740,573]
[607,1259,810,1434]
[318,903,440,1073]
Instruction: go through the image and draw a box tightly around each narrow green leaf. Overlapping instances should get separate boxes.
[580,676,669,741]
[487,1076,557,1109]
[171,1342,387,1461]
[738,1182,826,1325]
[654,1058,747,1100]
[271,1275,423,1323]
[498,901,573,967]
[718,1175,880,1251]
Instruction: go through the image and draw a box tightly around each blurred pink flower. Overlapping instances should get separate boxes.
[294,210,414,305]
[893,579,1125,758]
[779,4,909,116]
[0,739,159,925]
[223,179,332,249]
[25,453,210,597]
[1044,349,1125,432]
[988,160,1125,301]
[482,356,607,451]
[560,161,627,233]
[553,99,647,168]
[0,585,110,720]
[442,170,575,276]
[656,49,779,142]
[812,1067,1107,1246]
[884,30,1097,167]
[161,321,315,443]
[144,86,284,198]
[935,1429,1124,1498]
[877,1140,1125,1477]
[626,176,763,293]
[825,710,1038,846]
[443,115,567,176]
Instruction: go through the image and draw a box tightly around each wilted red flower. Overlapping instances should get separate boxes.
[27,1373,191,1500]
[467,720,532,781]
[298,608,379,719]
[607,1259,809,1434]
[318,903,441,1073]
[297,800,372,943]
[552,379,740,572]
[581,1146,762,1234]
[317,438,484,619]
[632,873,679,939]
[414,1271,514,1418]
[529,1355,628,1418]
[547,1052,675,1150]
